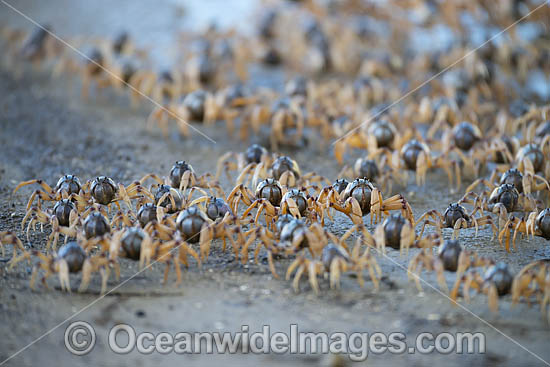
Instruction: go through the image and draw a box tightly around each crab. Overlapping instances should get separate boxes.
[286,235,382,294]
[279,188,312,219]
[13,175,83,211]
[246,218,328,278]
[416,203,497,240]
[259,155,328,189]
[333,119,410,164]
[327,178,413,225]
[515,143,550,177]
[338,155,407,193]
[215,144,273,185]
[175,205,244,261]
[228,178,284,226]
[147,89,217,137]
[189,196,234,221]
[0,231,26,262]
[408,239,494,292]
[466,168,550,195]
[396,138,458,189]
[511,259,550,322]
[84,176,153,210]
[239,213,295,266]
[246,96,308,151]
[489,135,519,165]
[498,208,550,251]
[108,227,200,285]
[204,84,257,130]
[11,241,112,294]
[460,183,541,232]
[140,160,222,195]
[20,199,80,248]
[16,25,61,66]
[133,69,181,106]
[450,262,514,312]
[434,121,497,183]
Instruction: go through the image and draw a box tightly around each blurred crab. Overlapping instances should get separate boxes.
[140,160,222,195]
[338,155,407,193]
[216,144,273,185]
[498,208,550,251]
[286,237,381,294]
[451,262,514,312]
[11,241,111,294]
[0,231,26,262]
[515,143,550,177]
[246,96,309,150]
[147,89,220,137]
[408,239,494,292]
[333,119,411,164]
[512,259,550,322]
[243,218,327,278]
[396,139,458,189]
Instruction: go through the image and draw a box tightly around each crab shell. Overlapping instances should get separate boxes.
[382,213,409,249]
[282,189,308,216]
[83,212,111,239]
[332,179,350,194]
[535,208,550,240]
[206,197,232,220]
[183,90,207,121]
[245,144,268,164]
[499,168,523,193]
[121,227,146,261]
[400,140,430,170]
[516,143,544,172]
[53,199,76,227]
[90,176,118,205]
[354,158,379,182]
[484,262,513,296]
[322,243,350,271]
[57,241,87,273]
[137,203,157,227]
[169,161,195,189]
[452,121,482,151]
[488,184,519,212]
[271,156,301,181]
[55,175,82,195]
[342,178,375,215]
[438,240,463,272]
[367,119,396,148]
[280,218,309,249]
[154,185,183,214]
[275,214,295,233]
[255,178,283,206]
[443,203,470,228]
[176,206,209,244]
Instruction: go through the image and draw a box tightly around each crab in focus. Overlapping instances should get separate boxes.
[327,178,412,225]
[416,203,496,240]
